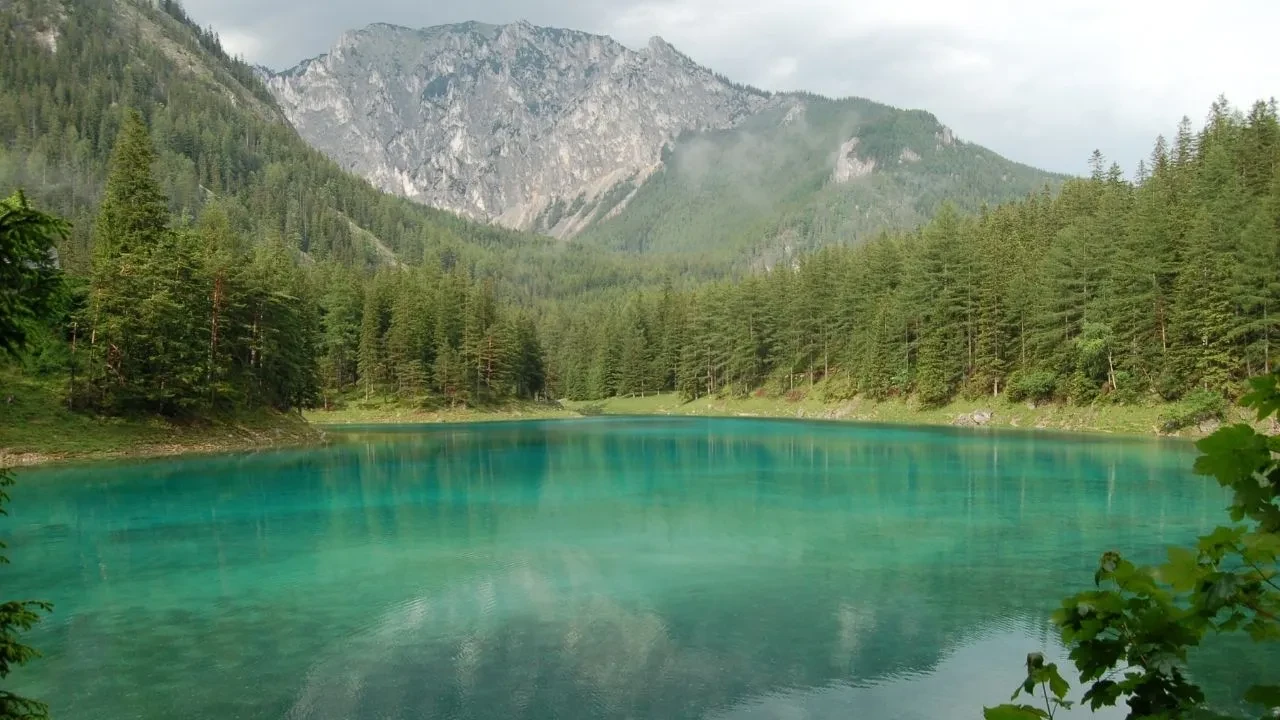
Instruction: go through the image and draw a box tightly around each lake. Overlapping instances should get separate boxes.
[2,417,1256,719]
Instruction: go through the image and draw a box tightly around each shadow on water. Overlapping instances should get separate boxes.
[3,417,1260,719]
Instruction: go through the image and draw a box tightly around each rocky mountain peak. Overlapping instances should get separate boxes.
[265,21,772,235]
[646,35,676,56]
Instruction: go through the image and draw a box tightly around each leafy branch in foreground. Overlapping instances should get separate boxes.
[0,472,53,720]
[985,371,1280,720]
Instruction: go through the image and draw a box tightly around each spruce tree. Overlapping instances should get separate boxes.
[357,281,385,402]
[83,109,206,415]
[92,110,168,260]
[0,191,66,356]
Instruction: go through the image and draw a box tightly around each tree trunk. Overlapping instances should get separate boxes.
[1265,301,1271,374]
[1157,290,1168,353]
[67,321,78,410]
[209,273,224,405]
[1019,316,1026,368]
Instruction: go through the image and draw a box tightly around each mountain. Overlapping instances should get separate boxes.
[0,0,1064,296]
[0,0,658,301]
[266,21,1065,253]
[574,95,1064,266]
[266,21,772,235]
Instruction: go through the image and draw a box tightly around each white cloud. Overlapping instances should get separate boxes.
[217,29,264,61]
[763,57,798,85]
[183,0,1280,173]
[605,0,1280,171]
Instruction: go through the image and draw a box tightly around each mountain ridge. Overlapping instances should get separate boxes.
[264,19,1064,251]
[266,20,776,236]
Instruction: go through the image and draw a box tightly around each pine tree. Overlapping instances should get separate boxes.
[907,204,968,405]
[357,280,385,402]
[386,275,430,399]
[1169,140,1247,393]
[83,109,210,415]
[0,191,66,356]
[432,273,466,404]
[509,313,546,399]
[462,281,499,401]
[653,278,682,391]
[195,201,249,409]
[1233,174,1280,375]
[92,110,168,260]
[317,266,363,406]
[242,241,318,410]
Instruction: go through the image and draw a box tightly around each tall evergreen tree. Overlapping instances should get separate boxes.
[92,110,169,260]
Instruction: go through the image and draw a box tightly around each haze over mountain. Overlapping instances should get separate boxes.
[265,21,1062,250]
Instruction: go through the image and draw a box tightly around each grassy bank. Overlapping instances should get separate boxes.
[0,369,324,467]
[561,390,1267,439]
[6,365,1267,467]
[304,398,578,425]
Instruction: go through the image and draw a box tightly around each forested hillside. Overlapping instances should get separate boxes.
[573,97,1063,269]
[27,110,546,419]
[550,99,1280,410]
[0,0,561,421]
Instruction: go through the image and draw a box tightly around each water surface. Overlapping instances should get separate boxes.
[3,417,1250,718]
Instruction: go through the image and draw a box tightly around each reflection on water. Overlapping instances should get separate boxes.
[2,417,1248,719]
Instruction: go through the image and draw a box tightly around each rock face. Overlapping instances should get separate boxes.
[266,21,771,235]
[833,137,875,182]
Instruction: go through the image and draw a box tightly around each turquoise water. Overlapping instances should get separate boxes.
[1,417,1251,719]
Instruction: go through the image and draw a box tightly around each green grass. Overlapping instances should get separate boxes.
[0,367,323,466]
[5,365,1254,468]
[304,396,577,425]
[560,385,1252,438]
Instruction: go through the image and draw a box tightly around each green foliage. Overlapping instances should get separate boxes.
[0,191,56,718]
[2,101,555,419]
[552,99,1280,408]
[0,191,65,357]
[1158,389,1229,433]
[75,112,320,415]
[986,369,1280,719]
[1006,371,1059,404]
[983,653,1074,720]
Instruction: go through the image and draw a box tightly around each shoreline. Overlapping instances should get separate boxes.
[559,392,1262,440]
[302,401,578,426]
[0,415,326,468]
[8,393,1270,467]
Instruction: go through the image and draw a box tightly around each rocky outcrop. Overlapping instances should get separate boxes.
[266,21,771,236]
[833,137,875,182]
[953,410,994,427]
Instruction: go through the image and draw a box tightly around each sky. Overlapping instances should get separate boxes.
[189,0,1280,175]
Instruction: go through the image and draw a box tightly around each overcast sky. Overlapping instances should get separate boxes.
[189,0,1279,174]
